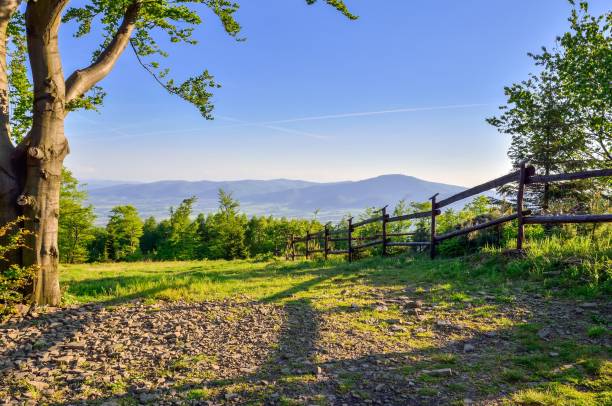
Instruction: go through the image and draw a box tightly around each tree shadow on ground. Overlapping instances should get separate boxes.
[59,259,336,304]
[1,257,610,405]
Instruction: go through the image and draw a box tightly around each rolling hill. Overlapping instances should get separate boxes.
[86,175,468,223]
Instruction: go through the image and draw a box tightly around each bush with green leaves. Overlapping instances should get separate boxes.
[0,218,36,317]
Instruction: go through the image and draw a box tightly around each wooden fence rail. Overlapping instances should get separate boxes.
[288,164,611,262]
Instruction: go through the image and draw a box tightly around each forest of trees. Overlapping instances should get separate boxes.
[57,171,323,264]
[57,165,610,266]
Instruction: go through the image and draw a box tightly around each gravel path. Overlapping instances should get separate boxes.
[1,291,609,405]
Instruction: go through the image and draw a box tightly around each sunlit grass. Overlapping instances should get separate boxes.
[60,237,610,305]
[56,247,610,405]
[510,382,611,406]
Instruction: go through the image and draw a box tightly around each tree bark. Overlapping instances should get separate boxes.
[0,0,140,304]
[22,0,69,305]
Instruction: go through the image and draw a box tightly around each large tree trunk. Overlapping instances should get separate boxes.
[22,0,69,306]
[0,1,138,304]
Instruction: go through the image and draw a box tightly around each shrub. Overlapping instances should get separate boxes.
[0,218,36,318]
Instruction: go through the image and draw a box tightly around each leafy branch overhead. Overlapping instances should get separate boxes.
[7,11,104,143]
[488,1,611,169]
[61,0,357,120]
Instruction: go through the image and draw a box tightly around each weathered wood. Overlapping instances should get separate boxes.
[350,235,384,241]
[435,211,531,241]
[353,239,384,250]
[386,232,416,237]
[528,168,612,184]
[285,237,291,261]
[430,194,438,259]
[345,232,415,240]
[387,241,431,247]
[291,234,296,261]
[381,207,388,256]
[324,225,329,260]
[437,170,521,208]
[287,164,612,265]
[524,214,612,224]
[516,162,527,250]
[329,249,349,255]
[347,218,353,263]
[352,216,384,228]
[388,210,441,223]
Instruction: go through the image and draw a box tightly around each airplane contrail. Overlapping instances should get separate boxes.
[218,116,329,140]
[71,103,488,140]
[216,103,490,129]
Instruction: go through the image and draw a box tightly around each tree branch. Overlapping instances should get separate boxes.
[65,0,141,105]
[129,39,172,93]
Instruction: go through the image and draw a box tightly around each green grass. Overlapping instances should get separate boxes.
[60,239,610,305]
[60,255,506,306]
[510,382,612,406]
[586,325,608,338]
[186,388,213,400]
[486,235,612,296]
[56,251,611,404]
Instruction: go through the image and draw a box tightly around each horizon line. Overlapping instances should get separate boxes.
[80,173,468,188]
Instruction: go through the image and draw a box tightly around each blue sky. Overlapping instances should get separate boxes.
[61,0,609,187]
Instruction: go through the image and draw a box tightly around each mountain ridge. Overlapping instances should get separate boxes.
[85,174,470,224]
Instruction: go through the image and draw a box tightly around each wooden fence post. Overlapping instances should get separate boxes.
[347,217,353,263]
[305,233,310,260]
[324,224,330,260]
[381,206,388,256]
[517,161,527,250]
[430,193,439,259]
[291,235,296,261]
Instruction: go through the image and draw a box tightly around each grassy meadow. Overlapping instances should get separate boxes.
[53,250,612,405]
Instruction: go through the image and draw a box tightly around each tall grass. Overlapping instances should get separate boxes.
[480,234,611,296]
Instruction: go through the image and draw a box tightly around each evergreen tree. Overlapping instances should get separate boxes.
[204,190,248,260]
[106,205,143,261]
[157,197,199,260]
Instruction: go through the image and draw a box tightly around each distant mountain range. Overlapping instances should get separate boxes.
[85,175,470,224]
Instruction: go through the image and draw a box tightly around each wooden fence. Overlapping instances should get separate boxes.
[287,164,612,261]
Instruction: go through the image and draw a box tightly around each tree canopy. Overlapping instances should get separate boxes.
[487,1,611,208]
[3,0,357,135]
